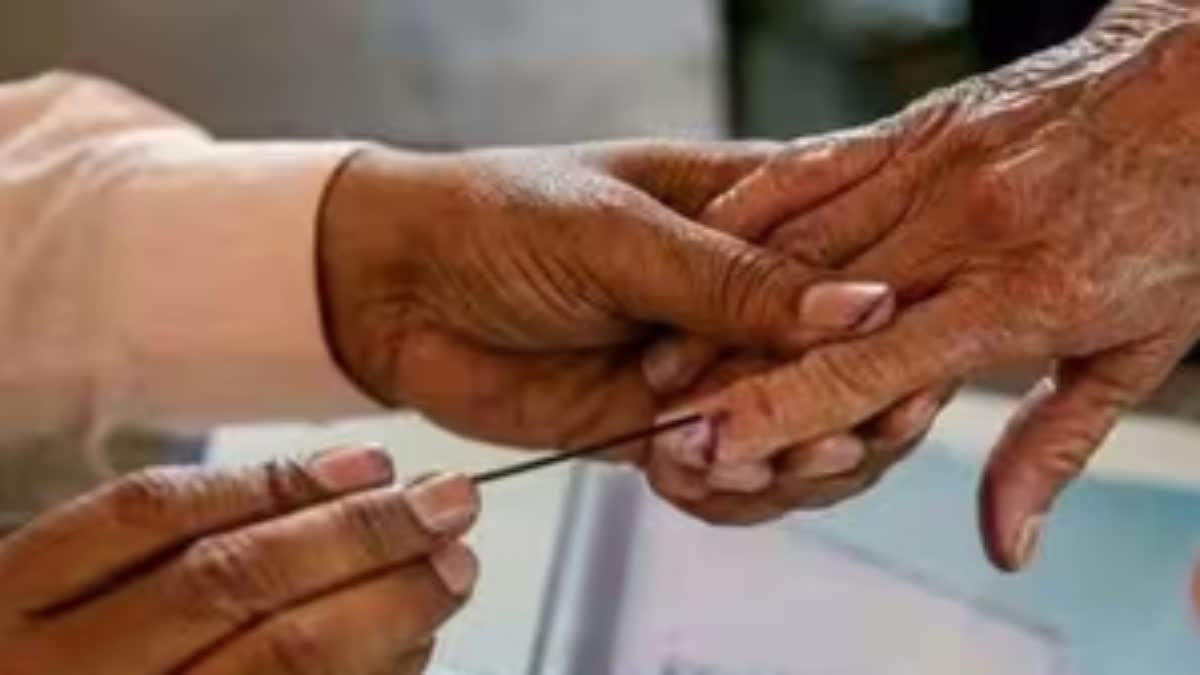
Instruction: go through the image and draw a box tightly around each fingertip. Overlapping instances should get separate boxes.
[797,281,893,338]
[854,291,895,335]
[1012,514,1046,571]
[643,337,714,396]
[679,375,793,468]
[646,449,712,503]
[874,388,944,447]
[711,411,782,466]
[977,465,1041,573]
[977,484,1013,572]
[404,473,481,536]
[986,517,1045,574]
[430,541,479,597]
[308,445,395,492]
[706,462,774,494]
[642,342,684,394]
[652,413,716,469]
[781,435,867,480]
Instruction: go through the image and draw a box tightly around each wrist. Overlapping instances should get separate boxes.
[317,145,437,407]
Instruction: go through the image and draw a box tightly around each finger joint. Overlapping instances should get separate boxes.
[173,533,291,627]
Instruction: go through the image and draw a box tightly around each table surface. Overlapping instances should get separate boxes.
[208,373,1200,674]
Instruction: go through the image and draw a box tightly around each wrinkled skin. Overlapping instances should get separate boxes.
[318,141,910,461]
[0,448,480,675]
[645,353,955,526]
[655,5,1200,569]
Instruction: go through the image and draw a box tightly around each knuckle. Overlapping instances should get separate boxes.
[735,376,790,438]
[172,533,289,625]
[1031,441,1092,485]
[1081,367,1147,408]
[101,466,196,530]
[803,349,879,411]
[260,615,334,675]
[260,458,330,511]
[333,493,430,564]
[1002,256,1101,335]
[966,168,1024,230]
[98,459,329,537]
[710,248,798,334]
[943,282,1034,362]
[895,96,957,153]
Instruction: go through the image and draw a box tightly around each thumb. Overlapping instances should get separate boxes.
[704,126,894,241]
[604,206,895,355]
[585,139,783,218]
[394,327,657,454]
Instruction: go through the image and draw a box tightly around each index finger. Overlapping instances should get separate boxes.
[0,447,394,616]
[38,474,478,675]
[667,287,1021,464]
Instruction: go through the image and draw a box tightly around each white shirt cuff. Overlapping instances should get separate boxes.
[103,139,383,428]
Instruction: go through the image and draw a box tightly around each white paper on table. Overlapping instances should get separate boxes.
[606,487,1068,675]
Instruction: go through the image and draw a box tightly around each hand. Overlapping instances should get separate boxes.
[318,141,894,459]
[626,133,955,523]
[647,354,955,526]
[658,8,1200,567]
[0,448,479,675]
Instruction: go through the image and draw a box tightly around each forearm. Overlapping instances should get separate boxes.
[0,73,375,442]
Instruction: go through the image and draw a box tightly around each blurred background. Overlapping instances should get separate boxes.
[2,1,1197,674]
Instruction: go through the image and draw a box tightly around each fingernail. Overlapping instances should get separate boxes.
[707,462,774,494]
[653,416,714,469]
[404,474,479,535]
[1013,514,1046,570]
[853,292,895,334]
[648,459,711,503]
[643,345,684,394]
[801,282,891,331]
[309,446,394,491]
[904,394,942,431]
[796,436,866,479]
[430,542,479,597]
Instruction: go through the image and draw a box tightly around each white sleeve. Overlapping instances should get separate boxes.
[0,72,379,442]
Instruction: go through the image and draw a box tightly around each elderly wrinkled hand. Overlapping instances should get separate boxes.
[318,141,894,460]
[654,5,1200,568]
[0,448,479,675]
